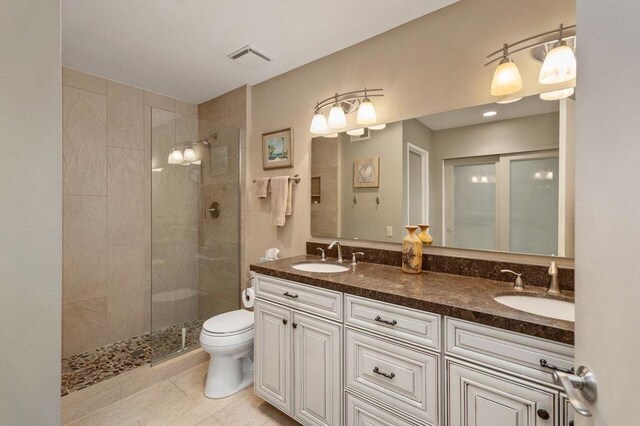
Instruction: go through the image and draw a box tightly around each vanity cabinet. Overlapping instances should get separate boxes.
[253,273,576,426]
[254,276,343,426]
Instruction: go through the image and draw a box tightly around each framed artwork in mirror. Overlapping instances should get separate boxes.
[353,157,380,188]
[262,128,293,169]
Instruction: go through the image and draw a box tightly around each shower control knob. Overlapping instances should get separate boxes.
[282,319,288,325]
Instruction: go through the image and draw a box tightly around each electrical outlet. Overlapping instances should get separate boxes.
[386,226,393,237]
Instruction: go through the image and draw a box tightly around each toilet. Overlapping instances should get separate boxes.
[199,309,254,398]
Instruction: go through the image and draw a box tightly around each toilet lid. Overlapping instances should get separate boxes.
[202,310,254,334]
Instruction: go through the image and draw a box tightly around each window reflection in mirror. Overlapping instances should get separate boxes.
[310,94,575,258]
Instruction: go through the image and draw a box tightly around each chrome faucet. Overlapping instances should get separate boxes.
[501,269,524,291]
[328,241,343,263]
[548,261,561,295]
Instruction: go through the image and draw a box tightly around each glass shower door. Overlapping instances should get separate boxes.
[150,107,240,364]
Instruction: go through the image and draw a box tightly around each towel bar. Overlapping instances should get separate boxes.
[252,174,301,184]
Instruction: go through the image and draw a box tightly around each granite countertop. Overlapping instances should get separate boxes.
[250,255,575,345]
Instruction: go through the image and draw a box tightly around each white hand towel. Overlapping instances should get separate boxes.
[255,177,270,198]
[270,176,290,227]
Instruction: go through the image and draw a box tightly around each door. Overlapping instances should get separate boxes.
[447,360,556,426]
[293,311,342,426]
[254,300,292,414]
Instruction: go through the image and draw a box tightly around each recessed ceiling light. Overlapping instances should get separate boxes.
[482,111,497,117]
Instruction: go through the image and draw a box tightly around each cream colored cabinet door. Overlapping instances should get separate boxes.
[447,360,557,426]
[293,311,342,426]
[254,300,292,415]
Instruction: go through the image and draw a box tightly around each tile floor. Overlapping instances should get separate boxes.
[63,361,300,426]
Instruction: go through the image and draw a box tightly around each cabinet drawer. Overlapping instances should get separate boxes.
[447,359,558,426]
[255,274,342,321]
[445,317,574,387]
[345,392,414,426]
[345,329,439,425]
[345,295,440,350]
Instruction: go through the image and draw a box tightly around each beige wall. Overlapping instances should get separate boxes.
[575,0,640,423]
[0,0,62,423]
[247,0,575,267]
[62,67,198,357]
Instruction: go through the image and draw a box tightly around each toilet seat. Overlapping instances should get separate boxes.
[202,309,254,335]
[200,309,254,347]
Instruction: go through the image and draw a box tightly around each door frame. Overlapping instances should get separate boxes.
[405,143,429,225]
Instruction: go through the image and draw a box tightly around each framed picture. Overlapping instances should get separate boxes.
[262,128,293,169]
[353,157,380,188]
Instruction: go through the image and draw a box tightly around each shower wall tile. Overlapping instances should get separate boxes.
[63,85,107,195]
[63,195,108,304]
[63,67,107,95]
[144,90,176,112]
[108,147,145,246]
[107,244,147,342]
[62,297,108,358]
[107,80,144,150]
[177,100,198,118]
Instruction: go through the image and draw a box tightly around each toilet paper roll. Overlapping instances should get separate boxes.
[242,287,255,308]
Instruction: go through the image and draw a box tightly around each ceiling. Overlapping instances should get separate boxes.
[418,95,561,130]
[62,0,458,104]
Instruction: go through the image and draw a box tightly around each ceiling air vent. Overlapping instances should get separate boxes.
[228,45,271,67]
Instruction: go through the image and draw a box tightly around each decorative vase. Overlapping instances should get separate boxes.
[418,224,433,246]
[402,225,423,274]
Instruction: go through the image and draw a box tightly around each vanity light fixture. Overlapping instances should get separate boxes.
[368,123,386,130]
[485,23,576,99]
[183,148,197,162]
[309,88,384,135]
[540,87,574,101]
[346,128,365,136]
[482,111,497,117]
[168,149,184,164]
[310,108,329,134]
[490,44,523,97]
[539,24,577,85]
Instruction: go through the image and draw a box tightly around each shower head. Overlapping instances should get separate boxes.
[198,133,217,147]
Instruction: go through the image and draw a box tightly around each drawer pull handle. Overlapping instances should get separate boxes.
[540,359,574,374]
[374,316,397,326]
[292,323,298,329]
[283,291,299,299]
[372,366,395,379]
[282,319,288,325]
[537,409,550,420]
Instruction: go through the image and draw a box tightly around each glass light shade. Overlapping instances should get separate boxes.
[534,170,543,180]
[190,160,201,165]
[328,104,347,129]
[324,133,339,138]
[539,43,576,84]
[491,59,523,96]
[356,98,377,125]
[368,124,386,130]
[540,87,574,101]
[309,112,328,134]
[471,175,479,183]
[480,175,489,183]
[346,128,365,136]
[546,171,554,180]
[168,149,183,164]
[496,96,523,104]
[183,148,197,162]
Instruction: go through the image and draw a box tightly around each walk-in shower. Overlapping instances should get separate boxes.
[150,107,240,364]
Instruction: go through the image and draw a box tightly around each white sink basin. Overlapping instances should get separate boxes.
[291,262,350,273]
[494,295,575,322]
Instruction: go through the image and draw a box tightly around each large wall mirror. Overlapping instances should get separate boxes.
[311,94,575,258]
